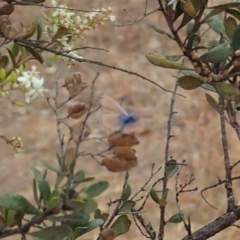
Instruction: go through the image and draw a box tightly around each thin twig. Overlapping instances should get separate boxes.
[219,97,235,211]
[158,80,178,240]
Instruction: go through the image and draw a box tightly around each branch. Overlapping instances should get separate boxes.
[219,97,235,211]
[15,38,184,96]
[182,205,240,240]
[158,80,178,240]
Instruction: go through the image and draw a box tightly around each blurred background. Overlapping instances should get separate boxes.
[1,0,240,239]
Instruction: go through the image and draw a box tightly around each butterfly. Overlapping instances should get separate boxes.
[100,95,153,133]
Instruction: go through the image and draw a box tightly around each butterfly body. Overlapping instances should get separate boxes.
[118,113,139,128]
[100,95,148,133]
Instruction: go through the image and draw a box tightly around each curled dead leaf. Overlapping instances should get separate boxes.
[108,132,139,147]
[0,16,18,40]
[100,229,116,240]
[0,4,14,16]
[68,103,86,119]
[70,121,91,143]
[64,73,87,98]
[112,147,136,160]
[101,156,137,172]
[18,22,35,39]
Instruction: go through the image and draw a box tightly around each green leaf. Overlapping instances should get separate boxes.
[85,219,104,232]
[83,199,98,214]
[12,43,19,57]
[201,83,217,92]
[85,181,108,198]
[32,179,40,207]
[35,16,42,41]
[146,53,192,70]
[211,82,240,101]
[205,93,219,112]
[110,215,131,237]
[73,219,104,237]
[199,44,231,63]
[38,180,51,204]
[5,47,16,66]
[31,167,43,181]
[29,226,73,240]
[150,189,159,204]
[24,46,43,64]
[203,3,240,22]
[224,16,237,39]
[0,193,38,215]
[147,23,173,39]
[5,209,16,227]
[204,11,229,40]
[166,159,179,179]
[49,212,89,225]
[43,57,52,67]
[73,170,85,182]
[162,188,169,200]
[178,75,203,90]
[94,209,101,219]
[122,184,131,202]
[45,197,61,213]
[165,55,183,61]
[0,216,5,232]
[14,209,24,229]
[186,22,201,47]
[167,213,183,223]
[118,200,136,215]
[40,159,65,176]
[231,24,240,52]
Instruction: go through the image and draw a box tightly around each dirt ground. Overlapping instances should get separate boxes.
[1,0,240,239]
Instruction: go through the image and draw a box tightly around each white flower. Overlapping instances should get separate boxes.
[109,15,116,22]
[17,65,48,103]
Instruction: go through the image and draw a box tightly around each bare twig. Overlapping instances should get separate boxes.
[219,97,235,211]
[158,80,178,240]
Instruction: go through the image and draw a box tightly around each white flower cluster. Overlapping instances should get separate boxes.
[17,66,48,103]
[44,0,115,67]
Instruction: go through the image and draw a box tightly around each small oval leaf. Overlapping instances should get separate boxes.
[205,93,219,112]
[122,184,131,202]
[211,82,240,101]
[85,181,109,198]
[167,213,183,223]
[150,189,159,204]
[178,75,203,90]
[146,53,192,70]
[110,215,131,237]
[166,159,179,179]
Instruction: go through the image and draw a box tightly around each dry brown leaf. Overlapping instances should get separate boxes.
[68,103,86,119]
[101,213,109,223]
[100,229,116,240]
[0,16,18,40]
[112,147,136,160]
[64,147,76,173]
[70,121,91,143]
[0,4,14,16]
[64,73,87,98]
[101,156,137,172]
[18,22,35,39]
[108,132,139,147]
